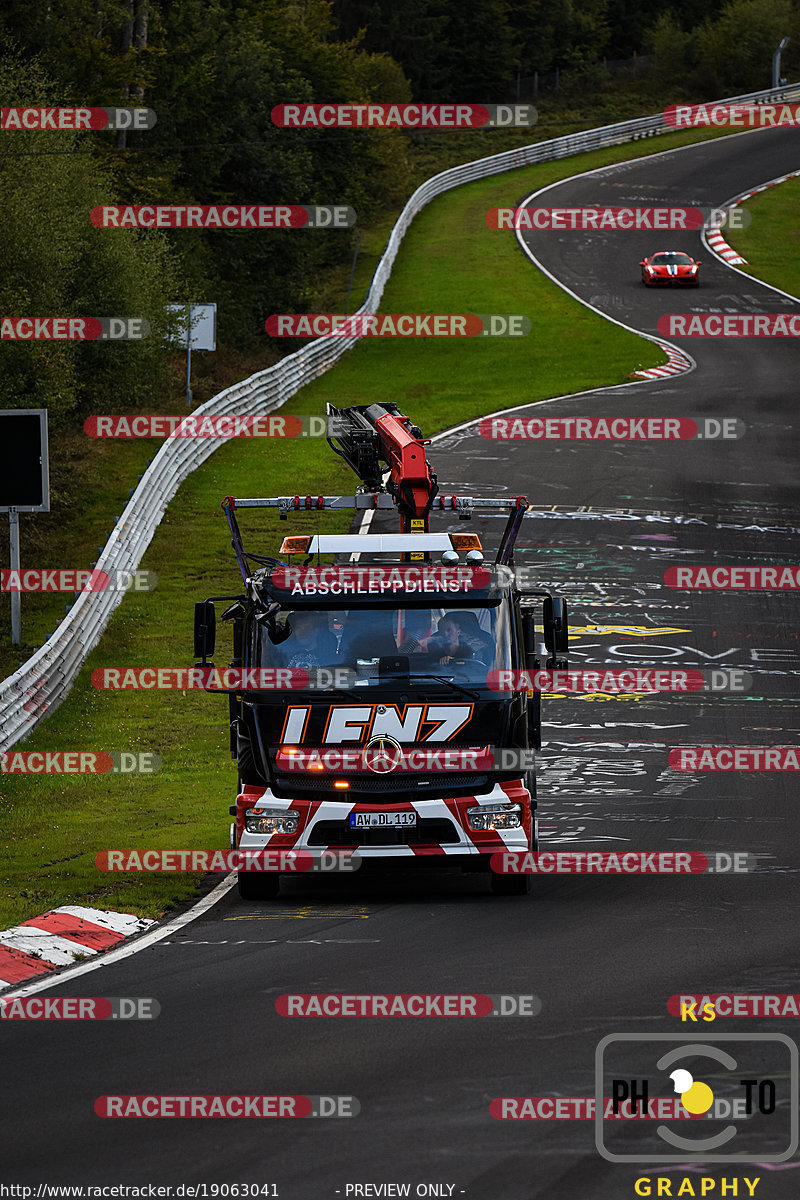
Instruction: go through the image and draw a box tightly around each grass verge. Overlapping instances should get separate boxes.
[726,176,800,298]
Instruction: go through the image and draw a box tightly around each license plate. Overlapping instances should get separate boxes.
[349,811,417,828]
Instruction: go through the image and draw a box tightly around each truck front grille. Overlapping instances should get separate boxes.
[272,774,489,801]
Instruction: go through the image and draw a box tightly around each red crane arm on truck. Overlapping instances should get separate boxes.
[369,406,438,530]
[324,402,438,531]
[221,403,528,581]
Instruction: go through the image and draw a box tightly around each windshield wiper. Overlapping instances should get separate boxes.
[399,672,481,701]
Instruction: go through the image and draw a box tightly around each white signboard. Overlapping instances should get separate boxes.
[166,303,216,351]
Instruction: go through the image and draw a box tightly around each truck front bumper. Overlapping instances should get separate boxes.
[235,779,534,861]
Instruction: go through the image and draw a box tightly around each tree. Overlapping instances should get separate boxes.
[331,0,451,98]
[0,49,180,422]
[694,0,797,94]
[646,12,694,93]
[439,0,518,100]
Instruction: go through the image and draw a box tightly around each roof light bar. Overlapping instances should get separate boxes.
[280,536,313,554]
[303,533,457,554]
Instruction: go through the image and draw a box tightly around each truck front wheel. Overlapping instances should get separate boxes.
[237,871,280,900]
[490,871,532,896]
[237,729,268,788]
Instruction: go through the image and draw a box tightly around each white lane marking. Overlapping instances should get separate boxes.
[353,502,377,544]
[359,138,800,500]
[51,906,153,935]
[702,174,800,300]
[158,938,380,945]
[511,171,694,380]
[0,874,238,998]
[0,927,99,965]
[429,141,800,434]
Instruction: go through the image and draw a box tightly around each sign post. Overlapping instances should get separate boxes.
[185,304,193,406]
[165,303,217,406]
[8,508,20,644]
[0,409,50,645]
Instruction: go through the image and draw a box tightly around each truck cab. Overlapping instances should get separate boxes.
[194,404,568,898]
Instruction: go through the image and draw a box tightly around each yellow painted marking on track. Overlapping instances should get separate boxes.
[568,625,692,638]
[224,906,371,921]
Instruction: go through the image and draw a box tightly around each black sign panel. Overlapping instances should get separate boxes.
[0,410,50,511]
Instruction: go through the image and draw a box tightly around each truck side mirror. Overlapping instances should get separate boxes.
[194,600,216,661]
[543,596,568,658]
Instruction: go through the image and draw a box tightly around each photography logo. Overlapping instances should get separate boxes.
[595,1033,798,1162]
[668,1067,714,1114]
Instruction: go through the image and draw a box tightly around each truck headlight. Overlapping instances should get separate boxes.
[245,808,299,834]
[466,804,522,831]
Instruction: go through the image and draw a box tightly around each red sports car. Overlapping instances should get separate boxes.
[640,250,701,286]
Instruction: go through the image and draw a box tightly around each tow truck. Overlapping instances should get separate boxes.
[193,403,569,898]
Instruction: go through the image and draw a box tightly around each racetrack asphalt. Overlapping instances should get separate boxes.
[2,126,799,1198]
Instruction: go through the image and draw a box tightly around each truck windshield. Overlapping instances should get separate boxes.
[257,604,511,682]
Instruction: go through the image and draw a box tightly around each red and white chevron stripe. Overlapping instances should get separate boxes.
[631,341,692,380]
[706,168,800,268]
[0,906,153,988]
[735,167,800,204]
[706,226,747,265]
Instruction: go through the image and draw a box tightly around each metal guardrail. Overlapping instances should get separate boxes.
[2,83,798,750]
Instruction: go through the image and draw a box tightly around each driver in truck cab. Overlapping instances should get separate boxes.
[427,614,474,666]
[448,611,495,666]
[282,610,337,670]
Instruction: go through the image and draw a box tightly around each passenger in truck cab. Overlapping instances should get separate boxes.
[282,610,337,669]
